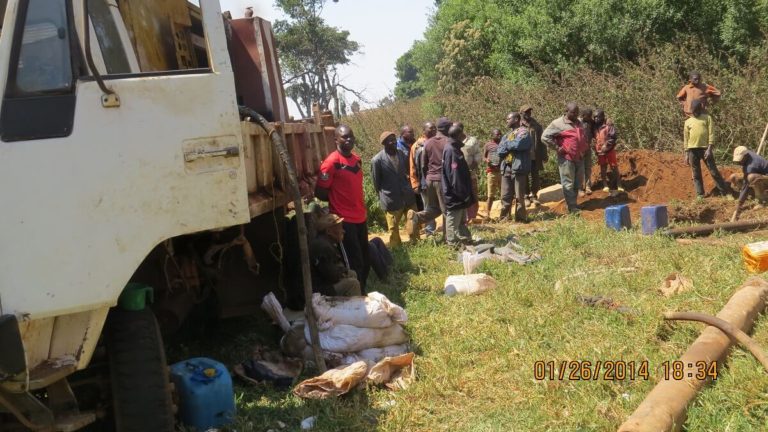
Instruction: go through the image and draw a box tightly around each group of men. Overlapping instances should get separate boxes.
[306,70,768,296]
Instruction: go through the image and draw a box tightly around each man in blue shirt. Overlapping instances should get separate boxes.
[731,146,768,221]
[397,125,416,156]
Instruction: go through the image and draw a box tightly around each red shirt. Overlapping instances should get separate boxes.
[317,150,366,223]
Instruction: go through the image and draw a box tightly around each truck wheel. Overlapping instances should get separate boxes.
[105,308,175,432]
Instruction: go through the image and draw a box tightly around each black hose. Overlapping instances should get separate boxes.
[239,105,327,372]
[82,0,115,96]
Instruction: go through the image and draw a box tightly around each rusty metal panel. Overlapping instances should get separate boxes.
[241,119,334,219]
[228,17,289,122]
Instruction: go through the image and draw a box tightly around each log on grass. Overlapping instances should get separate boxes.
[618,277,768,432]
[663,219,768,238]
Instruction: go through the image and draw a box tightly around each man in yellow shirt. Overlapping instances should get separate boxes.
[683,99,732,198]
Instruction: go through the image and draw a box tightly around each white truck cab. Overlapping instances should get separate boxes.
[0,0,334,429]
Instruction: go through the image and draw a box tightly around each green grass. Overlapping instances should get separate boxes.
[174,219,768,431]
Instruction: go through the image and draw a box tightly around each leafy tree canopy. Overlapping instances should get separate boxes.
[395,0,768,99]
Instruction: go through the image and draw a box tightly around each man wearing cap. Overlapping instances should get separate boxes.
[730,146,768,221]
[372,131,416,247]
[407,117,452,240]
[676,71,721,117]
[316,124,370,291]
[520,105,546,204]
[310,213,362,296]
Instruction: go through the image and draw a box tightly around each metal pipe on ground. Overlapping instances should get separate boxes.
[663,219,768,238]
[618,277,768,432]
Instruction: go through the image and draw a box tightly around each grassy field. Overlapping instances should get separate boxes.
[176,217,768,431]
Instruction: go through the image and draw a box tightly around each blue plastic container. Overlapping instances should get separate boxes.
[641,205,669,235]
[170,357,235,430]
[605,204,631,231]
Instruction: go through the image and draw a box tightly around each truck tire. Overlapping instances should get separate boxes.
[105,308,175,432]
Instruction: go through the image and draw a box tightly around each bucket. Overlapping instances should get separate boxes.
[641,205,669,235]
[170,357,236,430]
[605,204,631,231]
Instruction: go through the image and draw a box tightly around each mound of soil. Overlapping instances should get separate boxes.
[546,149,752,224]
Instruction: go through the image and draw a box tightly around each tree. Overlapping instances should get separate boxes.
[274,0,362,118]
[394,0,768,97]
[394,49,424,99]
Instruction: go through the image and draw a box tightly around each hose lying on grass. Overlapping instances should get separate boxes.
[664,311,768,373]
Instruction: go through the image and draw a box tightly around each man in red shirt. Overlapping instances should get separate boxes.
[316,125,369,291]
[542,102,588,214]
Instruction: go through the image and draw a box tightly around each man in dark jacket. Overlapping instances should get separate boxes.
[442,122,476,246]
[731,146,768,221]
[310,213,361,297]
[520,105,547,204]
[498,112,532,222]
[372,131,416,246]
[407,117,452,240]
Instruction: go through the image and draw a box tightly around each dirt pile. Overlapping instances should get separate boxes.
[546,149,758,224]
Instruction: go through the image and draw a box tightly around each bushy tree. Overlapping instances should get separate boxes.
[395,0,768,99]
[394,49,424,99]
[274,0,361,118]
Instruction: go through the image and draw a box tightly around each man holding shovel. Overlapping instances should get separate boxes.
[730,146,768,221]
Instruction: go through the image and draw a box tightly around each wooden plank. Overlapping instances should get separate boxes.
[18,317,54,370]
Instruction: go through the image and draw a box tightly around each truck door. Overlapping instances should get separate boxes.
[0,0,250,319]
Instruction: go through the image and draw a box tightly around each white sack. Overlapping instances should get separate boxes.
[340,344,410,366]
[304,323,408,353]
[312,292,407,330]
[444,273,497,296]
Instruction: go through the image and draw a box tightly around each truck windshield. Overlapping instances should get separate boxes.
[14,0,72,93]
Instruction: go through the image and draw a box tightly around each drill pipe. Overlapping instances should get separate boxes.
[618,277,768,432]
[663,219,768,238]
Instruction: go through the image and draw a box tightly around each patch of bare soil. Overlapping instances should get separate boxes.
[545,150,768,224]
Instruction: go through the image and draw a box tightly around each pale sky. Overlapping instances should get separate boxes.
[219,0,435,113]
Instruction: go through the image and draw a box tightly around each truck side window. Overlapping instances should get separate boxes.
[12,0,73,94]
[0,0,78,141]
